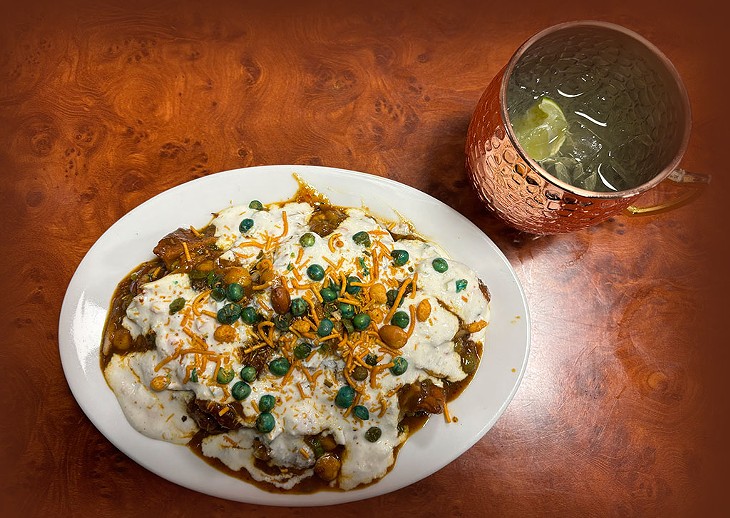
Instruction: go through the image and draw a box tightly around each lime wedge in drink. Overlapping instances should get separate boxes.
[511,97,568,161]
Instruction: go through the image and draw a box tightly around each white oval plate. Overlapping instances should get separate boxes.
[59,165,530,506]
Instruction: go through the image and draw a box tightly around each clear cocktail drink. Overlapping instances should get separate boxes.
[506,26,685,192]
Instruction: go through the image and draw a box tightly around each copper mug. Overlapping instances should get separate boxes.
[465,21,709,234]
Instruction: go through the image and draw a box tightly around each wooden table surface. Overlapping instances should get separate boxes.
[1,0,725,516]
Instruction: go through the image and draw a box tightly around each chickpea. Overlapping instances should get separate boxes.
[290,319,311,333]
[112,329,132,351]
[150,375,170,392]
[369,307,385,324]
[223,267,252,287]
[465,319,488,333]
[378,325,408,349]
[319,434,338,451]
[369,283,388,304]
[196,260,215,272]
[314,453,341,482]
[213,324,238,343]
[416,299,432,322]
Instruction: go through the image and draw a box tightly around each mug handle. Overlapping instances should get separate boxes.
[624,169,711,216]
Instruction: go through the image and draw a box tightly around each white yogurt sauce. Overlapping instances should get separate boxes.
[105,199,490,491]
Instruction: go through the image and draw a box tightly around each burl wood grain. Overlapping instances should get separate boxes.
[0,0,724,516]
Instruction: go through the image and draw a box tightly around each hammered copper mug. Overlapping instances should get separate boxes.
[465,21,708,234]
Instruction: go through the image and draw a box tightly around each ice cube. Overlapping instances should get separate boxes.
[563,118,603,162]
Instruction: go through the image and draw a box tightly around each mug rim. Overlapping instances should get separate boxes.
[499,20,692,199]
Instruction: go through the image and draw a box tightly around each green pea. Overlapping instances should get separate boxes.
[256,412,275,433]
[364,353,378,366]
[274,313,292,331]
[320,287,338,303]
[210,286,226,301]
[216,367,235,384]
[249,200,264,211]
[239,218,254,233]
[390,356,408,376]
[455,279,468,293]
[226,282,245,302]
[351,365,368,381]
[259,394,276,412]
[240,365,257,382]
[169,297,185,314]
[365,426,382,442]
[189,368,198,383]
[327,279,341,292]
[432,258,448,273]
[231,381,251,400]
[217,303,242,324]
[391,249,409,266]
[353,405,369,420]
[317,318,334,337]
[335,386,356,408]
[352,231,371,247]
[240,306,259,325]
[268,357,290,377]
[293,342,312,360]
[345,276,361,295]
[299,232,316,247]
[352,313,371,331]
[386,289,403,308]
[290,298,308,316]
[391,310,410,329]
[307,264,325,281]
[338,303,354,319]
